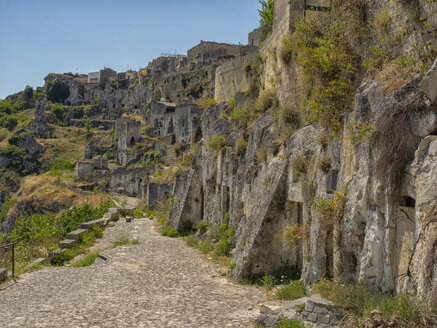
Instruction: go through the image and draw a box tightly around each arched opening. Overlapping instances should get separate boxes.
[168,118,174,134]
[130,137,136,146]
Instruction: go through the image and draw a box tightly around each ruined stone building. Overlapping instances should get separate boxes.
[87,68,117,84]
[187,41,257,63]
[248,28,261,47]
[115,117,141,165]
[148,101,200,144]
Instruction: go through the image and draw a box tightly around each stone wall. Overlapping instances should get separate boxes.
[214,52,257,103]
[110,167,147,197]
[76,156,108,178]
[145,182,172,210]
[148,101,199,143]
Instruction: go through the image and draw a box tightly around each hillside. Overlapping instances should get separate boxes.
[1,0,437,327]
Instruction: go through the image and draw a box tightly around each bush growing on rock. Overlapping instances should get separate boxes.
[46,81,70,103]
[275,280,306,300]
[272,319,306,328]
[313,279,437,326]
[253,88,277,114]
[208,135,228,152]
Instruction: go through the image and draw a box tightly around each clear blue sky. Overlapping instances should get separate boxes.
[0,0,261,99]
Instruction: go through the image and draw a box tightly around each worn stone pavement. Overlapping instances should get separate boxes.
[0,218,264,327]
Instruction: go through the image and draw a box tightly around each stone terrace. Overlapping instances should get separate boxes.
[0,218,264,328]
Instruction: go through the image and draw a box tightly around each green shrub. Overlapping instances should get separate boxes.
[23,86,34,99]
[260,274,276,290]
[71,250,100,267]
[276,280,306,300]
[291,153,309,182]
[50,159,75,172]
[273,319,306,328]
[287,11,358,134]
[184,234,199,248]
[230,106,251,128]
[91,225,103,238]
[282,224,308,250]
[350,122,375,144]
[200,97,216,109]
[133,208,143,219]
[258,0,274,43]
[254,88,277,114]
[214,237,232,256]
[144,209,156,217]
[318,155,332,173]
[0,198,17,223]
[144,150,160,166]
[0,129,9,141]
[229,98,235,108]
[50,104,65,121]
[161,226,179,238]
[313,190,346,223]
[73,107,84,119]
[194,220,212,230]
[208,135,228,152]
[84,119,92,133]
[80,230,97,247]
[0,115,18,131]
[46,81,70,103]
[105,150,115,160]
[6,202,110,246]
[313,279,432,325]
[198,240,214,254]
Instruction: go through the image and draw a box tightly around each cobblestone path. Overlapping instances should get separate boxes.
[0,218,264,327]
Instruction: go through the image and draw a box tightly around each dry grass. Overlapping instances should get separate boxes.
[38,125,111,170]
[376,63,419,94]
[7,173,110,219]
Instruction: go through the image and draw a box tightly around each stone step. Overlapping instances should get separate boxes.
[103,208,120,221]
[66,228,88,241]
[80,218,106,229]
[59,239,78,249]
[0,267,8,282]
[27,257,48,269]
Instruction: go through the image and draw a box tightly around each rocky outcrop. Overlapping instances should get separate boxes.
[166,57,437,297]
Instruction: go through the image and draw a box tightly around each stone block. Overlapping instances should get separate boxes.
[80,218,106,229]
[105,208,120,221]
[307,312,318,322]
[421,58,437,102]
[313,304,329,314]
[318,314,331,324]
[66,228,88,241]
[0,268,8,282]
[33,258,48,265]
[59,239,78,249]
[305,302,314,312]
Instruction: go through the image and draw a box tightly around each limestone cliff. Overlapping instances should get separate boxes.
[167,0,437,299]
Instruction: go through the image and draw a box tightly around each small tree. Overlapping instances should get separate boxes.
[47,81,70,103]
[258,0,274,43]
[23,85,34,99]
[84,119,92,133]
[50,104,65,121]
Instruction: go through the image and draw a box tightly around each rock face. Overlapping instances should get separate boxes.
[167,57,437,297]
[421,58,437,103]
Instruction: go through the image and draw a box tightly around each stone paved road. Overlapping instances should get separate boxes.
[0,218,264,327]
